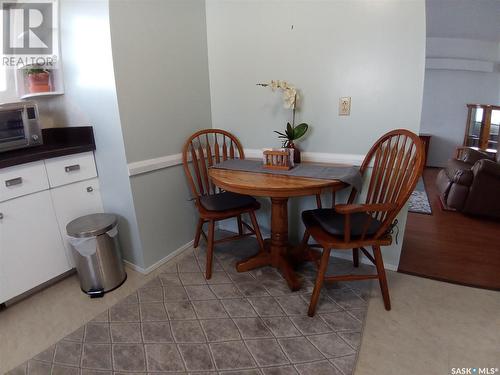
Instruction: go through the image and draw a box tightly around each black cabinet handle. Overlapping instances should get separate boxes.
[65,164,81,173]
[5,177,22,187]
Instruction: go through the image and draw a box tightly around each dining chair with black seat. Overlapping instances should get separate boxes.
[182,129,265,279]
[300,129,425,316]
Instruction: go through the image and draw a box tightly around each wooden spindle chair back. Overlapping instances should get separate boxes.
[182,129,264,280]
[303,129,425,316]
[182,129,244,202]
[347,129,425,240]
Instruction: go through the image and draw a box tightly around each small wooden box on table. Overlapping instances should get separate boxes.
[263,149,292,170]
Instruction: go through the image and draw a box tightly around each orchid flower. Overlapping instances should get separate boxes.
[257,80,309,145]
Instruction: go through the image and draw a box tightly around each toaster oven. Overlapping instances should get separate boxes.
[0,101,42,152]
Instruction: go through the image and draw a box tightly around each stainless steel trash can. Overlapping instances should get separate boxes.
[66,213,126,297]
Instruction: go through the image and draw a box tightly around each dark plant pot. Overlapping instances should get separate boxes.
[286,141,301,164]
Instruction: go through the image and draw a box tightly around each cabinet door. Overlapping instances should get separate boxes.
[50,178,104,267]
[0,190,70,303]
[45,152,97,188]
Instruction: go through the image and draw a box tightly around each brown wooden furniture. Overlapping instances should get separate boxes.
[182,129,265,279]
[300,129,425,316]
[464,104,499,158]
[209,168,346,290]
[263,149,292,170]
[419,133,431,166]
[400,168,500,290]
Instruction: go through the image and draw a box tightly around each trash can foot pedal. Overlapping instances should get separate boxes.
[87,289,105,298]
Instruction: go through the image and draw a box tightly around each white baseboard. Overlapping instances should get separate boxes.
[124,240,194,274]
[218,219,271,237]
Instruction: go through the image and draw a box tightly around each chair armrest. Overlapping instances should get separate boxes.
[456,147,492,164]
[445,159,474,186]
[472,159,500,178]
[335,203,398,214]
[334,203,397,242]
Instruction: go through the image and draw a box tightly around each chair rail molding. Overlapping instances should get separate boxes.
[128,149,365,176]
[128,153,184,176]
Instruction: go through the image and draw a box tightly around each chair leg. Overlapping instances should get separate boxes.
[248,210,265,253]
[373,245,391,310]
[194,218,204,248]
[352,248,359,267]
[308,247,331,317]
[237,215,244,235]
[315,194,322,208]
[301,230,310,248]
[205,220,215,280]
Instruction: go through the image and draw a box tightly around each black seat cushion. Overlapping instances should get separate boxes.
[200,191,256,212]
[303,208,383,238]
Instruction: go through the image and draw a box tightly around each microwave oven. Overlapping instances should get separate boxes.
[0,101,43,152]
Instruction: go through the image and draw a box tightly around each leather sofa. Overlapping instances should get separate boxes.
[436,145,500,219]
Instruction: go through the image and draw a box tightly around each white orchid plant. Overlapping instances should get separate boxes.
[257,80,309,147]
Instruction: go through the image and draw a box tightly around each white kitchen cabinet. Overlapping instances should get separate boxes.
[0,160,49,202]
[50,178,103,267]
[0,151,103,305]
[0,190,70,303]
[45,152,97,188]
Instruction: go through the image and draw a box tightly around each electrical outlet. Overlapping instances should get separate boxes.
[339,97,351,116]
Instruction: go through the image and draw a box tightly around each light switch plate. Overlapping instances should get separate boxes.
[339,97,351,116]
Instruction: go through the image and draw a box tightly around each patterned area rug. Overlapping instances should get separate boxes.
[7,237,372,375]
[408,177,432,215]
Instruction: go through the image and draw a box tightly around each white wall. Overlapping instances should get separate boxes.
[420,48,500,166]
[206,0,426,269]
[48,0,145,267]
[426,0,500,42]
[421,0,500,166]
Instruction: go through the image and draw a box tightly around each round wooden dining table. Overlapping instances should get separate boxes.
[209,168,346,291]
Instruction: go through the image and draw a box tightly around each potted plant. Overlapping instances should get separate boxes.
[257,80,309,163]
[24,67,51,94]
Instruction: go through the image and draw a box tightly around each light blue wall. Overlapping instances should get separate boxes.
[109,0,212,268]
[208,0,427,269]
[45,0,426,271]
[129,166,198,268]
[206,0,426,154]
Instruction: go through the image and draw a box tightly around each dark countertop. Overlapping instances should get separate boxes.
[0,126,95,169]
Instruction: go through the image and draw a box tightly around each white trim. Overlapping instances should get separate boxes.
[127,149,365,176]
[425,58,495,73]
[123,240,194,274]
[128,153,183,177]
[244,148,364,165]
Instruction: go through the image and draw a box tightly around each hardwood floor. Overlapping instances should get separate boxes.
[398,168,500,290]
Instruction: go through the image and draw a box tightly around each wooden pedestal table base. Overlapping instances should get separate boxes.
[236,197,301,290]
[208,168,345,291]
